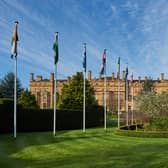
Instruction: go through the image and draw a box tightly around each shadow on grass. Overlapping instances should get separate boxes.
[0,129,168,168]
[1,141,168,168]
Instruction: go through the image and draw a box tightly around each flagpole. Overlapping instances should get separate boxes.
[14,56,17,138]
[53,64,57,135]
[117,57,120,128]
[126,80,128,126]
[12,21,19,139]
[83,69,86,132]
[104,55,107,130]
[83,43,86,132]
[131,83,134,125]
[118,78,120,128]
[53,32,58,136]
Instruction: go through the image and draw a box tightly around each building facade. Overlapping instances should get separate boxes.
[29,71,168,110]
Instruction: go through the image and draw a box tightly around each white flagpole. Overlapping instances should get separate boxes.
[83,43,86,132]
[14,56,17,138]
[53,32,58,136]
[118,78,120,128]
[53,65,57,135]
[104,60,107,130]
[117,57,120,128]
[126,80,128,126]
[12,21,19,139]
[131,83,134,125]
[83,69,86,132]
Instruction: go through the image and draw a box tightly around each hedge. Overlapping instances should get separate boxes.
[115,125,168,138]
[0,98,13,105]
[0,103,103,133]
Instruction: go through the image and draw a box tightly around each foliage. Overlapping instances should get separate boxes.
[147,117,168,131]
[136,92,157,118]
[18,90,39,109]
[115,128,168,138]
[0,105,103,133]
[59,72,97,110]
[141,77,155,93]
[0,98,13,105]
[136,91,168,118]
[136,91,168,130]
[0,72,23,98]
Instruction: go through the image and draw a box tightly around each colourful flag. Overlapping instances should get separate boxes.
[53,32,59,65]
[100,49,106,75]
[83,44,86,72]
[130,72,133,87]
[117,57,120,79]
[11,21,19,58]
[125,64,128,81]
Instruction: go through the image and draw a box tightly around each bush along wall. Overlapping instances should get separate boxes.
[0,104,103,133]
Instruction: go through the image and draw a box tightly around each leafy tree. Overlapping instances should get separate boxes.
[136,91,168,130]
[136,91,168,118]
[0,72,23,98]
[59,72,97,110]
[141,77,155,93]
[136,91,157,118]
[18,90,39,109]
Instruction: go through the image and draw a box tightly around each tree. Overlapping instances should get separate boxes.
[141,77,155,93]
[136,91,168,130]
[136,91,157,118]
[18,90,39,109]
[136,91,168,118]
[0,72,23,98]
[59,72,97,110]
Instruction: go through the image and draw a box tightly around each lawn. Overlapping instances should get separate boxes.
[0,128,168,168]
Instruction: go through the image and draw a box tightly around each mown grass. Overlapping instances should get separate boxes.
[0,128,168,168]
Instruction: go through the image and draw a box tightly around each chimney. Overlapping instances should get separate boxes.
[37,75,42,81]
[161,73,164,81]
[145,76,147,80]
[138,76,141,82]
[88,70,92,80]
[112,72,115,80]
[30,73,34,81]
[50,73,54,81]
[122,71,125,81]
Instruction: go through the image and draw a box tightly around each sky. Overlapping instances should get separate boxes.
[1,0,168,88]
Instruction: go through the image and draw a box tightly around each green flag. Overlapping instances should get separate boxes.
[53,32,59,65]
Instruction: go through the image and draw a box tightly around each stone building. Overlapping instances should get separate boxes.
[30,73,67,109]
[29,71,168,110]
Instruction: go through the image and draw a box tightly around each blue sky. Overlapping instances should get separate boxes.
[1,0,168,88]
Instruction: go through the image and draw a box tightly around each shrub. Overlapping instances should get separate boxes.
[0,98,13,104]
[149,117,168,131]
[115,128,168,138]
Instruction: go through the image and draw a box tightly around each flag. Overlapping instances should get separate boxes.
[117,57,120,79]
[130,72,133,87]
[83,44,86,72]
[11,21,19,58]
[53,32,59,65]
[100,49,106,75]
[125,64,128,81]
